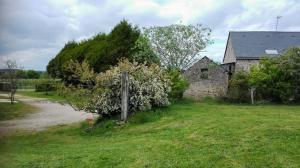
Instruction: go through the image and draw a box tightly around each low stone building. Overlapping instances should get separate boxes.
[184,31,300,99]
[183,56,232,99]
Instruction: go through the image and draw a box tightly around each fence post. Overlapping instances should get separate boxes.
[121,72,129,121]
[250,86,256,105]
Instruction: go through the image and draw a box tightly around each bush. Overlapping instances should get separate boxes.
[226,47,300,104]
[227,71,250,103]
[35,83,56,92]
[0,82,11,92]
[62,59,171,119]
[15,70,41,79]
[35,80,57,92]
[167,69,189,99]
[248,47,300,103]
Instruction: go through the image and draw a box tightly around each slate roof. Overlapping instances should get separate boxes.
[228,31,300,60]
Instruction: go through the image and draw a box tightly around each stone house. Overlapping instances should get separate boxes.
[184,31,300,99]
[223,31,300,72]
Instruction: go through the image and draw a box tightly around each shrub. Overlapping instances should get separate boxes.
[0,82,11,92]
[62,59,171,119]
[167,69,189,99]
[248,47,300,103]
[35,83,56,92]
[62,60,96,87]
[131,35,160,65]
[226,47,300,103]
[35,79,57,93]
[227,71,250,103]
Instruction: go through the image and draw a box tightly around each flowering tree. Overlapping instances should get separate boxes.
[144,24,213,70]
[62,59,171,119]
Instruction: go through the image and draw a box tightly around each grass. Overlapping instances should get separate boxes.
[17,90,65,102]
[0,101,38,121]
[0,100,299,167]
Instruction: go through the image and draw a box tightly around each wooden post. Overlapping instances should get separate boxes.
[121,72,129,121]
[250,87,256,105]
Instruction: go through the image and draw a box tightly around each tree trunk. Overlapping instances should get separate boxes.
[10,90,14,104]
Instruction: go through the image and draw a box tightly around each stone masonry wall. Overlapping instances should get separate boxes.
[183,57,229,100]
[235,59,259,72]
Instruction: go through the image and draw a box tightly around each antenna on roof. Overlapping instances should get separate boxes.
[275,16,282,31]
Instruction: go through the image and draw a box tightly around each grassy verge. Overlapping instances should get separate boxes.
[0,100,299,167]
[0,101,38,121]
[17,90,65,102]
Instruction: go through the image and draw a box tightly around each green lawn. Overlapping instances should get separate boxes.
[17,91,65,102]
[0,100,299,167]
[0,101,38,121]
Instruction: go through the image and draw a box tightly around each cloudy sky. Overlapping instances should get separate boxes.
[0,0,299,70]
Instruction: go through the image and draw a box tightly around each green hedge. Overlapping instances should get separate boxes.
[35,83,57,92]
[0,82,11,91]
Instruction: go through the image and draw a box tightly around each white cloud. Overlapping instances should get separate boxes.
[0,48,58,70]
[0,0,300,70]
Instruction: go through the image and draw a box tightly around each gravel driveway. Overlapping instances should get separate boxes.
[0,96,94,135]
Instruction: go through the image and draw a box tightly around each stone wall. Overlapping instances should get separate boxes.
[184,79,228,100]
[183,57,229,100]
[235,59,259,72]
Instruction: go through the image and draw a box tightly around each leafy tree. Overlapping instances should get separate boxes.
[39,72,51,79]
[227,48,300,103]
[131,35,160,65]
[26,70,40,79]
[47,20,144,81]
[84,33,108,71]
[167,69,189,99]
[249,47,300,103]
[91,20,140,72]
[15,70,41,79]
[16,70,27,78]
[47,41,79,78]
[144,23,213,70]
[227,71,250,103]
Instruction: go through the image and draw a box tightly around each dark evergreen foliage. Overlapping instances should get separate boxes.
[46,20,148,81]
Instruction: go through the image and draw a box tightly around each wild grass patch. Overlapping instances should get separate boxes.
[0,100,299,167]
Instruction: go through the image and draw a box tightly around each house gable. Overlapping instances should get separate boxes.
[183,56,229,99]
[223,33,237,64]
[184,56,218,82]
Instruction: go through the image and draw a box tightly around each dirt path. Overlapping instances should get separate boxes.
[0,95,95,135]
